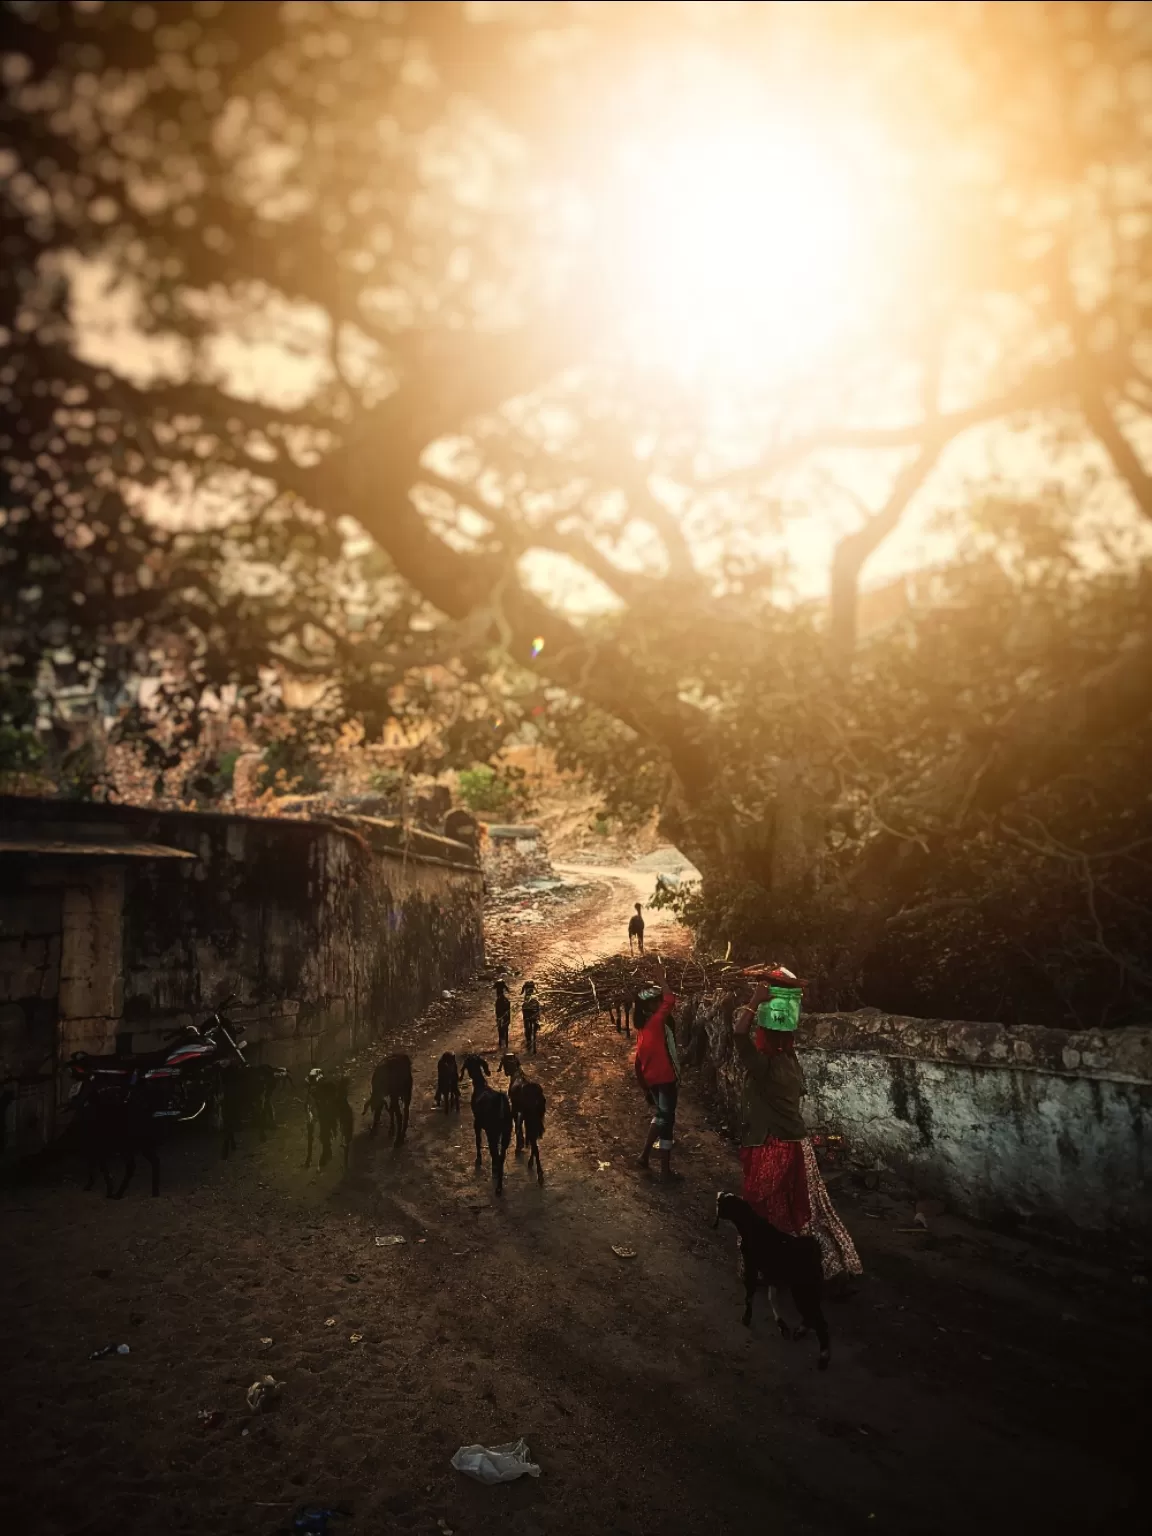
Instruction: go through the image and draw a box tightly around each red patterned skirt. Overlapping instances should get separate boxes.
[740,1138,863,1279]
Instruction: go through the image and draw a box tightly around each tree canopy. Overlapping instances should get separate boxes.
[3,1,1152,1025]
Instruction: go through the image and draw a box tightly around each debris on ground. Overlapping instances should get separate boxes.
[374,1234,406,1246]
[293,1506,350,1534]
[914,1198,947,1229]
[611,1245,637,1260]
[451,1438,542,1484]
[87,1343,130,1359]
[245,1374,283,1412]
[349,1333,364,1343]
[325,1317,337,1327]
[197,1408,224,1431]
[485,876,595,938]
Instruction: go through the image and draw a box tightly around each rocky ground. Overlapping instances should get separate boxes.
[1,870,1144,1536]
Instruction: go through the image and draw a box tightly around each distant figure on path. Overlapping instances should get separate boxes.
[494,979,511,1051]
[628,902,645,955]
[732,974,861,1279]
[521,980,541,1055]
[633,964,681,1182]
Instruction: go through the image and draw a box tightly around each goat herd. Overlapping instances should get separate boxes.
[302,1047,546,1197]
[30,983,548,1204]
[20,978,846,1370]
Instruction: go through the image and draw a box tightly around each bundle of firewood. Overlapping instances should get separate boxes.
[534,951,745,1025]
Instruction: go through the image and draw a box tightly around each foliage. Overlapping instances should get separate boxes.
[2,3,1152,1023]
[0,676,42,779]
[457,763,529,819]
[253,737,331,798]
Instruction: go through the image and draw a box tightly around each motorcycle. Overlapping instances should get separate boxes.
[65,998,249,1123]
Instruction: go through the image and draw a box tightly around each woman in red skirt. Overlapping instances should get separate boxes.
[732,976,861,1279]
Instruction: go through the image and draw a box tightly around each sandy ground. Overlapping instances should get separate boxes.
[1,872,1144,1536]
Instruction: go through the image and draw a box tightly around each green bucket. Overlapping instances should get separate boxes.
[755,985,803,1033]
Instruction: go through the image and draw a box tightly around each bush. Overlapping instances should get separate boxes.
[258,739,325,796]
[457,763,528,816]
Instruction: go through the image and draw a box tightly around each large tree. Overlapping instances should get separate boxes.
[3,1,1152,1020]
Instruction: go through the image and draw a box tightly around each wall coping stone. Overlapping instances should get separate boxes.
[0,796,480,874]
[799,1008,1152,1086]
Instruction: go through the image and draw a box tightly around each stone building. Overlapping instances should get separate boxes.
[0,796,483,1152]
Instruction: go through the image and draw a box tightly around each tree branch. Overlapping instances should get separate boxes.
[707,352,1127,490]
[849,628,1152,908]
[826,445,942,674]
[585,434,698,585]
[1080,392,1152,521]
[413,467,645,605]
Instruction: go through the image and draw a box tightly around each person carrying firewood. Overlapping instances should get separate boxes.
[633,962,681,1182]
[731,967,861,1279]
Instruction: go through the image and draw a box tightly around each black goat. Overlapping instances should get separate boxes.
[520,981,541,1055]
[628,903,645,955]
[460,1054,512,1195]
[304,1068,353,1169]
[494,980,512,1051]
[434,1051,460,1114]
[363,1053,413,1145]
[501,1053,546,1185]
[65,1082,162,1198]
[607,991,633,1036]
[712,1192,830,1369]
[220,1063,291,1158]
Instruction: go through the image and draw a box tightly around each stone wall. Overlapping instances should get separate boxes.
[0,798,483,1151]
[481,827,553,888]
[681,997,1152,1248]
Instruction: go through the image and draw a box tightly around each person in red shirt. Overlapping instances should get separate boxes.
[633,964,682,1182]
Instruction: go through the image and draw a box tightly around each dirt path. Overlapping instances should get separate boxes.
[1,877,1143,1536]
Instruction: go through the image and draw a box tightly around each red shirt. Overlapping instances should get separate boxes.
[634,993,678,1087]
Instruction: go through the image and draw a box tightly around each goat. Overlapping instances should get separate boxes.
[499,1051,521,1082]
[363,1053,413,1145]
[520,981,541,1055]
[628,902,645,955]
[607,991,633,1036]
[220,1063,291,1159]
[460,1054,512,1195]
[59,1081,162,1199]
[304,1068,353,1170]
[711,1192,830,1369]
[501,1053,545,1185]
[494,980,512,1051]
[434,1051,460,1114]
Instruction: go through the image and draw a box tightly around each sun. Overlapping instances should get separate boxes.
[601,115,883,380]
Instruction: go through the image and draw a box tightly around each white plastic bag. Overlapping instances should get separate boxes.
[450,1438,541,1485]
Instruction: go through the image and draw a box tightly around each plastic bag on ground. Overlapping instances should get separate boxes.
[450,1438,541,1484]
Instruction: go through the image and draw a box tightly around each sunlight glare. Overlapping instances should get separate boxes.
[604,118,883,380]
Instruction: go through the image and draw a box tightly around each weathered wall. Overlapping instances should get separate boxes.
[682,998,1152,1247]
[481,826,553,888]
[0,798,484,1150]
[0,885,62,1151]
